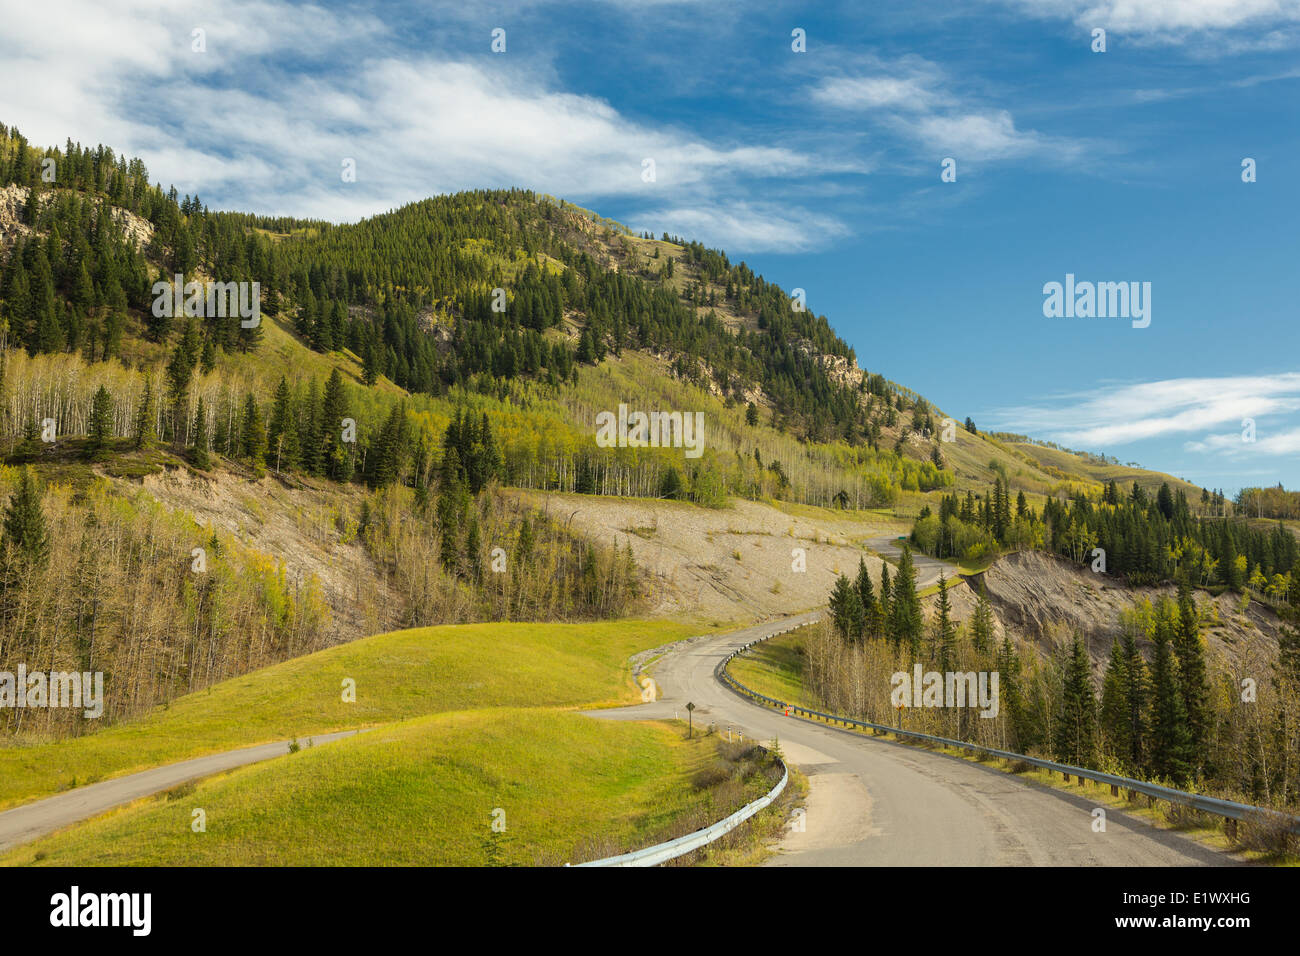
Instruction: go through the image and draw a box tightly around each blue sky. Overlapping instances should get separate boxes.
[4,0,1298,493]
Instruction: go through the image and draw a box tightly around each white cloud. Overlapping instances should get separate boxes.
[0,0,845,252]
[812,75,939,111]
[992,373,1300,450]
[1187,426,1300,456]
[633,201,852,253]
[1000,0,1300,45]
[810,55,1085,164]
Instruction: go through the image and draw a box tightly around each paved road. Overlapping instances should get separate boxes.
[588,613,1240,867]
[0,731,361,853]
[864,535,950,590]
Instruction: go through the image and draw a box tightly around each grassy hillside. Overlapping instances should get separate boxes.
[0,618,696,809]
[3,707,766,866]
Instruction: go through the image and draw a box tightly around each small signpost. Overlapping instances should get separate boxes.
[686,701,695,738]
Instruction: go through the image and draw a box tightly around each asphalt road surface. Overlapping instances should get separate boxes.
[864,535,950,590]
[588,612,1240,867]
[0,731,361,853]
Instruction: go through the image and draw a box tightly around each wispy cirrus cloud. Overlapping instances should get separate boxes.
[989,373,1300,452]
[810,54,1090,163]
[995,0,1300,48]
[0,0,847,251]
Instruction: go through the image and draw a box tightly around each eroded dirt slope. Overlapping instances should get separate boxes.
[969,549,1282,673]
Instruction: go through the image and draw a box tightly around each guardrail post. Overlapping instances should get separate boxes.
[1062,772,1070,782]
[1110,784,1119,797]
[1225,818,1238,841]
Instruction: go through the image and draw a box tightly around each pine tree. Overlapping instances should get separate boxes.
[199,335,217,375]
[190,397,210,469]
[1054,635,1097,767]
[1122,628,1149,771]
[854,557,876,641]
[1174,580,1209,768]
[971,584,994,655]
[997,636,1032,751]
[240,393,268,478]
[87,384,113,456]
[132,377,156,449]
[2,467,50,569]
[878,563,892,639]
[321,368,350,482]
[267,377,295,474]
[1150,616,1194,784]
[888,546,922,654]
[828,573,865,642]
[933,573,955,670]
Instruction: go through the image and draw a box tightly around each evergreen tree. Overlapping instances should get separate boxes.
[1054,635,1097,767]
[2,467,50,568]
[1174,581,1210,767]
[87,384,113,456]
[240,393,268,477]
[190,397,210,469]
[267,377,295,473]
[132,376,156,449]
[1150,617,1194,784]
[933,573,955,670]
[854,557,876,641]
[878,563,892,638]
[971,584,994,655]
[829,574,864,642]
[887,546,922,654]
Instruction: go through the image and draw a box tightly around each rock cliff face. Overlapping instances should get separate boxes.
[0,183,154,253]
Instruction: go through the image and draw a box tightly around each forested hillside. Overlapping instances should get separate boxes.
[1,123,1282,742]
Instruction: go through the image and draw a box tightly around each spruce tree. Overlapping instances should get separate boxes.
[1054,635,1097,767]
[854,557,876,641]
[933,573,955,670]
[888,546,922,654]
[240,393,268,478]
[829,575,863,642]
[1174,581,1209,767]
[1122,627,1149,771]
[2,467,50,568]
[133,374,156,450]
[971,584,994,655]
[190,397,210,469]
[1150,617,1194,784]
[87,384,113,456]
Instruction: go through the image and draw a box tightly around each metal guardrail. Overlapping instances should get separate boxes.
[572,757,788,867]
[719,616,1300,838]
[571,615,818,867]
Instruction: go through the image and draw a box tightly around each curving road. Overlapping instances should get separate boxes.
[0,731,362,854]
[864,535,950,591]
[588,612,1241,867]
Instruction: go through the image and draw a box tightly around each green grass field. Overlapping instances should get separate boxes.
[3,707,738,867]
[726,632,809,707]
[0,619,696,811]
